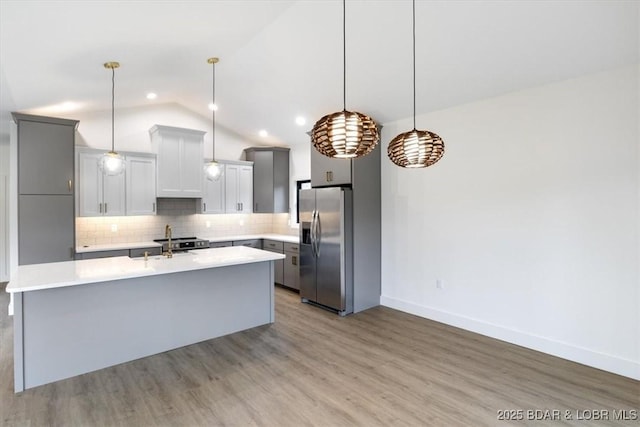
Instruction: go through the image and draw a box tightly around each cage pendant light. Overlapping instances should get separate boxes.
[204,57,223,181]
[311,0,379,159]
[99,62,125,176]
[388,0,444,168]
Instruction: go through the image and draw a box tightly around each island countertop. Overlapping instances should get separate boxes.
[6,246,285,294]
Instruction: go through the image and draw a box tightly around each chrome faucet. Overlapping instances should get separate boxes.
[164,224,173,258]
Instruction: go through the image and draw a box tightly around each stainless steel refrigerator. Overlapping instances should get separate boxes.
[299,187,353,316]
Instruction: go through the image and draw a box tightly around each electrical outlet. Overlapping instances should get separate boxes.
[436,279,444,290]
[110,224,118,233]
[205,220,211,228]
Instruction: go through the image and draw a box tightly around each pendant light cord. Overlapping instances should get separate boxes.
[211,61,216,161]
[111,66,115,152]
[412,0,416,130]
[343,0,346,111]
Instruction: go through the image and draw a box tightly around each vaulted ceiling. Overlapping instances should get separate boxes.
[1,0,638,146]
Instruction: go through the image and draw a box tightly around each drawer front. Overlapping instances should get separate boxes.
[284,242,299,253]
[129,247,162,258]
[283,252,299,290]
[263,239,284,252]
[209,241,232,248]
[233,239,262,249]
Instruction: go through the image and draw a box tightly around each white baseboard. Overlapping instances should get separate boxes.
[380,295,640,381]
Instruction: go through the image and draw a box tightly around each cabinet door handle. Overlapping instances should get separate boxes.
[203,202,207,212]
[99,203,103,213]
[240,202,243,211]
[326,171,333,182]
[68,180,73,192]
[152,202,156,212]
[105,203,108,214]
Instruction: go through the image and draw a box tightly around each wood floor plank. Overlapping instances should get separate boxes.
[0,282,638,426]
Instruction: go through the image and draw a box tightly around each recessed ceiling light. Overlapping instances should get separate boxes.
[295,116,306,126]
[146,92,157,100]
[208,103,218,111]
[259,130,268,138]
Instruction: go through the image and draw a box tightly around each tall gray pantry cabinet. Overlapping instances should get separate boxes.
[12,113,78,265]
[244,147,289,213]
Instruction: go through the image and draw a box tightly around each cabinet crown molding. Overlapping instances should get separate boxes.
[149,124,206,137]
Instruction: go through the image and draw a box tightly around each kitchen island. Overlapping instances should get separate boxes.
[6,246,285,392]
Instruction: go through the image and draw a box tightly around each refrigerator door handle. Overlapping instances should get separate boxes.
[310,209,317,257]
[315,211,322,257]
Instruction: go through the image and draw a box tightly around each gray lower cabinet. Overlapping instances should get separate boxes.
[232,239,262,249]
[283,242,299,290]
[77,247,163,260]
[129,247,162,258]
[19,195,75,264]
[262,239,284,285]
[210,241,233,248]
[76,249,129,260]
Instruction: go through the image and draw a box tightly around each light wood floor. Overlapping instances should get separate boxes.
[0,283,638,426]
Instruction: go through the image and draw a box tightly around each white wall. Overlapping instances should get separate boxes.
[288,140,311,226]
[380,65,639,380]
[72,102,256,161]
[0,134,9,281]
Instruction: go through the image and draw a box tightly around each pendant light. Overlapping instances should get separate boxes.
[310,0,379,159]
[99,61,125,176]
[204,57,223,181]
[387,0,444,168]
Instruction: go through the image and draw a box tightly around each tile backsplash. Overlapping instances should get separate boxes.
[76,198,297,247]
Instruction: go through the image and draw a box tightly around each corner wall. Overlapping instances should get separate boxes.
[0,134,8,281]
[380,65,639,380]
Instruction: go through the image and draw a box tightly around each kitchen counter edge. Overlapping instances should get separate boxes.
[76,234,298,253]
[7,246,285,294]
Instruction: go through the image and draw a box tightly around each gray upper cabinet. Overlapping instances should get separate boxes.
[310,144,352,187]
[244,147,290,213]
[15,113,77,195]
[13,113,78,265]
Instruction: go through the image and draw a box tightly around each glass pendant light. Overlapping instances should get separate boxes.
[387,0,444,168]
[310,0,380,159]
[99,61,125,176]
[204,57,223,181]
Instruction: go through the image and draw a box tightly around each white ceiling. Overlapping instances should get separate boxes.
[1,0,638,146]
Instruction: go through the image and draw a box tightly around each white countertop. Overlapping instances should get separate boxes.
[6,246,285,294]
[77,234,299,253]
[76,241,161,254]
